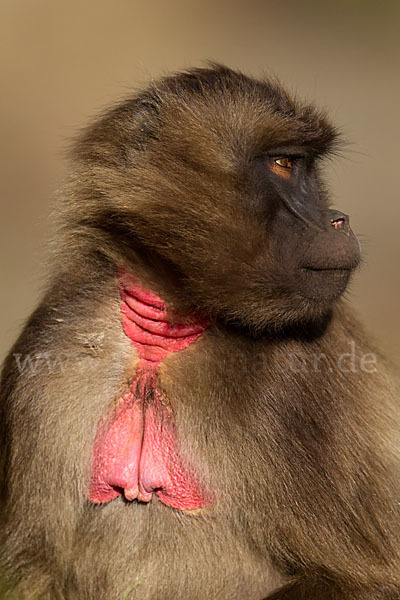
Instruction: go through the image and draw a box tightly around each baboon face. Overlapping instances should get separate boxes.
[73,66,360,330]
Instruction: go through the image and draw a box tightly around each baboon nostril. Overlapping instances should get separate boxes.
[331,217,346,230]
[329,211,350,232]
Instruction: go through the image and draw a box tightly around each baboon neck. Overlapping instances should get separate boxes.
[117,267,209,370]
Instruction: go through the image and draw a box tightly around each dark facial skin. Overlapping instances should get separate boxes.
[252,151,361,302]
[0,66,399,600]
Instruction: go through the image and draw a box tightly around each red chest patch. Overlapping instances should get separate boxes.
[89,270,211,510]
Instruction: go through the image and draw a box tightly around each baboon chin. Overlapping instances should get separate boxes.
[0,65,399,600]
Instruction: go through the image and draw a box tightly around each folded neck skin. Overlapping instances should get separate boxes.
[89,267,212,511]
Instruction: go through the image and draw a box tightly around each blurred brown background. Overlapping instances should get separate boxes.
[0,0,399,366]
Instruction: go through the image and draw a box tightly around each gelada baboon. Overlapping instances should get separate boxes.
[0,65,399,600]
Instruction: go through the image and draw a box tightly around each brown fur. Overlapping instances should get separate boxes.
[0,65,399,599]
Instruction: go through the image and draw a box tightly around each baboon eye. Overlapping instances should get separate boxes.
[274,157,293,169]
[268,156,297,179]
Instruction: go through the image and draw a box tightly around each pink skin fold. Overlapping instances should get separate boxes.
[89,269,211,510]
